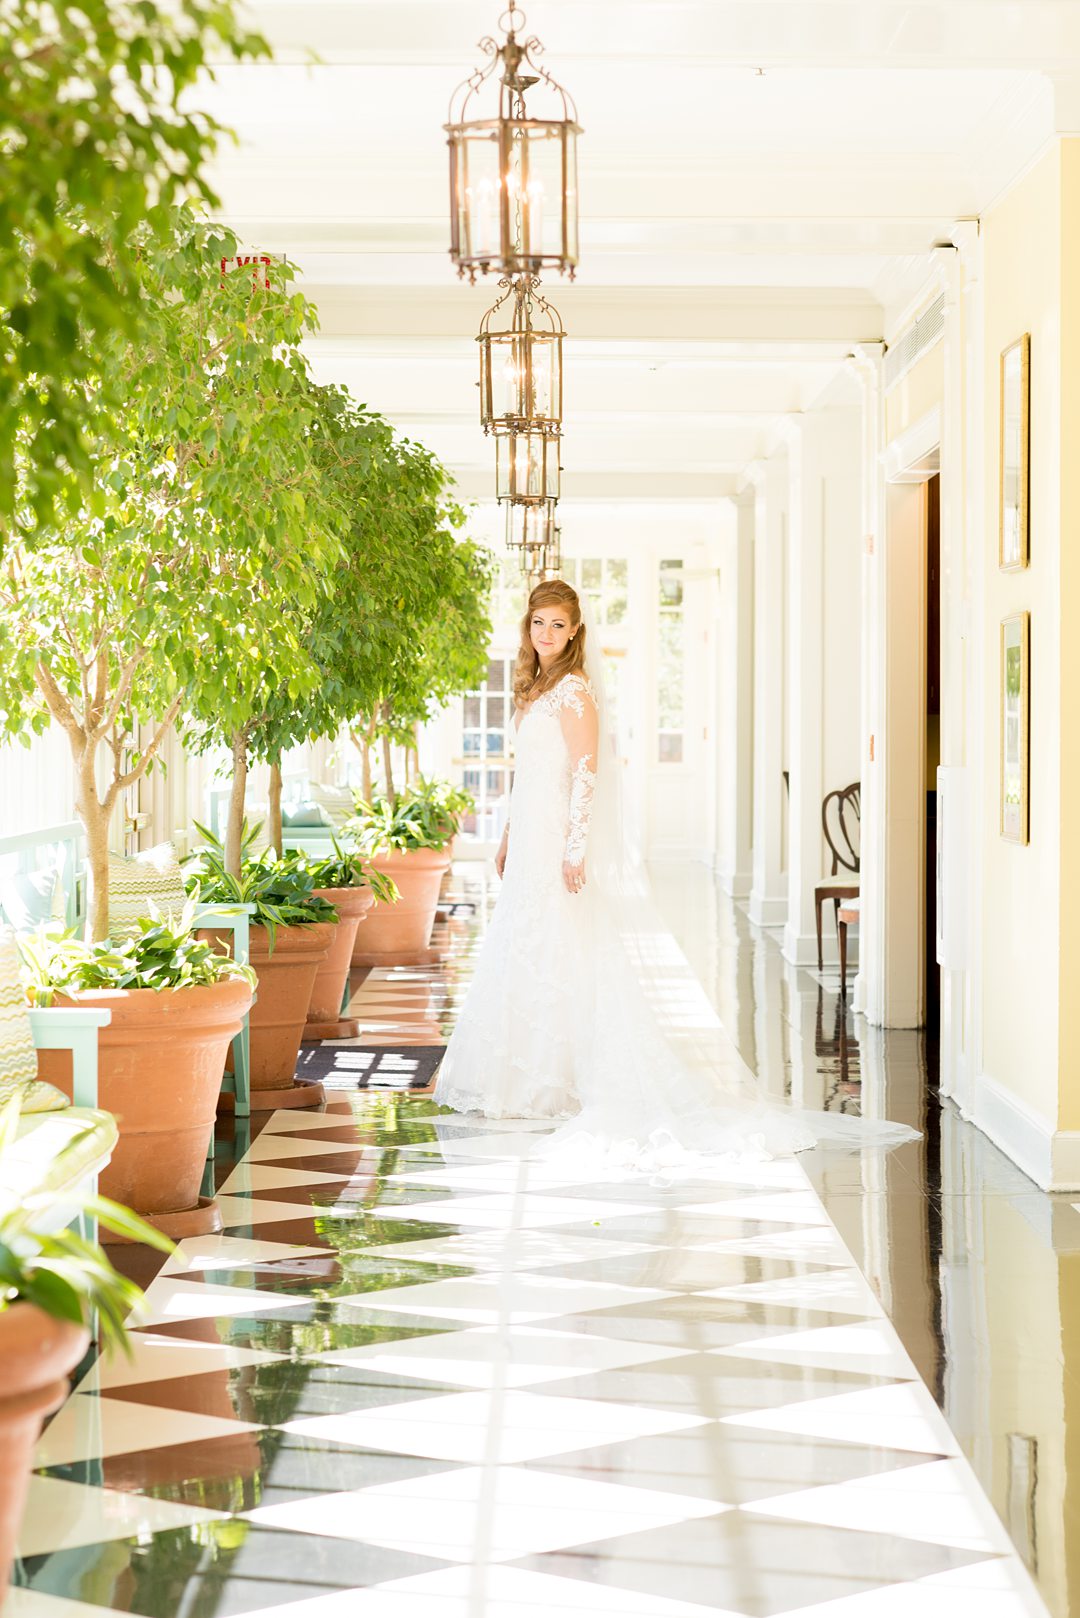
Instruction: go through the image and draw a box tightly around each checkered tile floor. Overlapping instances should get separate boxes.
[9,884,1050,1617]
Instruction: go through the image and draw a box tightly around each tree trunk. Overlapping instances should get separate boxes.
[225,728,250,879]
[380,704,396,808]
[268,758,283,858]
[73,743,112,943]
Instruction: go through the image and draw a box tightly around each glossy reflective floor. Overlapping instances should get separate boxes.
[9,865,1070,1618]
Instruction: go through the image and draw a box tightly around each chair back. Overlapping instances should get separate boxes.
[822,783,860,875]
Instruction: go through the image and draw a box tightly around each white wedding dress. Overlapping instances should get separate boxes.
[434,670,917,1172]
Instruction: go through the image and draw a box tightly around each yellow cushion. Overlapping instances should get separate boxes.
[107,843,187,939]
[0,926,38,1104]
[19,1080,72,1114]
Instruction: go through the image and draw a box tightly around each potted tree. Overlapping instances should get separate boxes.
[0,208,344,1217]
[347,518,493,966]
[0,1097,173,1588]
[186,826,339,1107]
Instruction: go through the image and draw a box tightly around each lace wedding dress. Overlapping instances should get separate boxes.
[434,670,918,1171]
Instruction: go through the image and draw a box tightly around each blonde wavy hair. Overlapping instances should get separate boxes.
[512,579,587,707]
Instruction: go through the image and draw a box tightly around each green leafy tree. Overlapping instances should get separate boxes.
[0,208,344,937]
[252,404,494,840]
[0,0,269,540]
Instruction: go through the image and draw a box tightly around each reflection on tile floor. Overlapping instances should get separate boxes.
[8,866,1066,1616]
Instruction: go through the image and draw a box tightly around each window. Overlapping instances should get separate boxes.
[458,654,514,840]
[562,556,628,626]
[657,557,684,763]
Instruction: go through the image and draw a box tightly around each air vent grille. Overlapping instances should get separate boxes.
[884,293,945,391]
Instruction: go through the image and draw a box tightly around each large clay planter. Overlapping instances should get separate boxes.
[0,1303,90,1588]
[241,922,335,1108]
[351,847,452,967]
[38,979,252,1235]
[305,887,375,1041]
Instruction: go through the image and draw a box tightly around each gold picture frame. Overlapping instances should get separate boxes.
[999,334,1030,570]
[1000,612,1030,844]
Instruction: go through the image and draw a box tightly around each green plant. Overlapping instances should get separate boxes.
[0,207,346,939]
[185,823,338,952]
[278,840,398,905]
[17,904,256,1005]
[347,779,462,856]
[0,1098,174,1354]
[0,0,269,539]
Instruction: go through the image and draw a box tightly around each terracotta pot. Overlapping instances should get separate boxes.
[38,979,252,1221]
[351,847,452,967]
[305,887,375,1040]
[243,922,335,1098]
[0,1303,90,1587]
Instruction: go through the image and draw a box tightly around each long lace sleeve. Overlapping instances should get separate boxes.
[558,677,599,867]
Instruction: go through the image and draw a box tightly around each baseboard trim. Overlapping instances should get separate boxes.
[748,890,787,927]
[717,865,753,899]
[968,1069,1080,1191]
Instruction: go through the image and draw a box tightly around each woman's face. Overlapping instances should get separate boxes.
[530,603,576,662]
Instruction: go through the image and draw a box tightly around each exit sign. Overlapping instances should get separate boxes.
[219,253,282,291]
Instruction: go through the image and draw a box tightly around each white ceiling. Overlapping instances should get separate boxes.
[204,1,1080,506]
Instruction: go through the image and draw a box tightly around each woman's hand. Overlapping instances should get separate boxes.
[563,858,586,895]
[495,834,509,878]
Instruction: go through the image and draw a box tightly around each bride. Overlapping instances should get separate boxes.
[433,578,917,1170]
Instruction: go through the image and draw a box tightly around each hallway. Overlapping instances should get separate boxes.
[9,868,1068,1618]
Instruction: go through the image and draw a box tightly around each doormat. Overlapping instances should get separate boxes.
[295,1044,444,1092]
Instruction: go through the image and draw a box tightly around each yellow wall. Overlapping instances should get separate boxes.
[885,338,944,445]
[1057,141,1080,1131]
[981,143,1064,1126]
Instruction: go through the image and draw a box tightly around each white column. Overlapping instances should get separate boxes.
[716,488,755,896]
[783,415,826,966]
[943,221,984,1112]
[749,453,788,926]
[850,344,886,1022]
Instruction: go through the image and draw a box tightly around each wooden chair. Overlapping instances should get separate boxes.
[838,897,860,1000]
[814,782,861,973]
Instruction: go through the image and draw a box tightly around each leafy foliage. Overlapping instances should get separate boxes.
[278,840,399,904]
[185,823,339,952]
[0,1098,174,1354]
[0,207,346,936]
[238,391,495,772]
[0,0,269,536]
[17,903,256,1003]
[347,777,469,856]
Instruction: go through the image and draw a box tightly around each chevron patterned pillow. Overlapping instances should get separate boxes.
[0,926,40,1105]
[106,843,187,940]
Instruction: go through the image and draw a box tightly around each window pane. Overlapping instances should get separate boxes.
[464,769,481,791]
[658,617,683,731]
[487,659,506,690]
[659,573,683,609]
[463,731,481,756]
[464,696,481,728]
[582,558,602,591]
[658,732,683,764]
[607,559,628,591]
[486,729,504,755]
[486,768,506,795]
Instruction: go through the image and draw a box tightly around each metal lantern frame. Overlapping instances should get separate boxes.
[495,425,561,504]
[446,5,582,282]
[505,494,558,553]
[479,275,564,437]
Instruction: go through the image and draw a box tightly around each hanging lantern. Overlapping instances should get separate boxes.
[544,523,563,577]
[479,276,563,436]
[505,495,557,552]
[446,5,581,282]
[496,427,560,504]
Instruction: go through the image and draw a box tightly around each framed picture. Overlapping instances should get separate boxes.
[1000,612,1030,844]
[999,334,1030,570]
